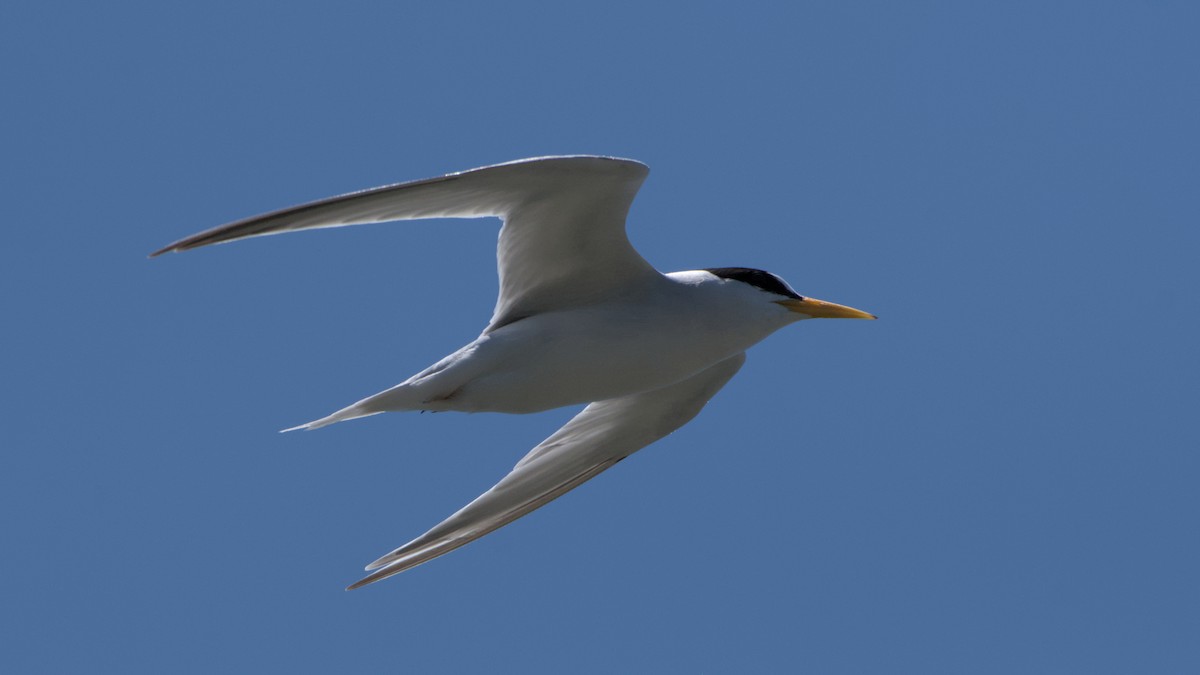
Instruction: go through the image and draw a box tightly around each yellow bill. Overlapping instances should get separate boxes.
[777,297,876,320]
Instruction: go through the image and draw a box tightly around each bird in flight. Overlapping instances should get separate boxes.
[152,156,874,589]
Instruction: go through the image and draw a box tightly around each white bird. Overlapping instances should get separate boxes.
[152,156,874,589]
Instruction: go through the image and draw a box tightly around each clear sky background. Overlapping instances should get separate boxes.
[3,2,1198,672]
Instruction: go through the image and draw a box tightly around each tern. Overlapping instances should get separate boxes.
[152,156,874,589]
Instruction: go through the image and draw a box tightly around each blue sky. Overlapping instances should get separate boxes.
[3,1,1198,672]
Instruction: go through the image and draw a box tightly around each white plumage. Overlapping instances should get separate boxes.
[152,156,873,588]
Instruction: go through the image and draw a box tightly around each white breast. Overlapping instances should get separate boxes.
[437,273,794,413]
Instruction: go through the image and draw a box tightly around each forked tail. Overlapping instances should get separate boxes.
[280,404,381,432]
[279,381,432,432]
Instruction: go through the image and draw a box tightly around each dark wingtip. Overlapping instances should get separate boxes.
[345,577,373,591]
[150,237,204,258]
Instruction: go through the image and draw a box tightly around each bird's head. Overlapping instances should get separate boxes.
[702,267,876,321]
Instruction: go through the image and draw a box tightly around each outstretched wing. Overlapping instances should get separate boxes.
[347,353,746,589]
[150,156,660,328]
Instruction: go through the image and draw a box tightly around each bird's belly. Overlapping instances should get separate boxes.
[442,307,760,413]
